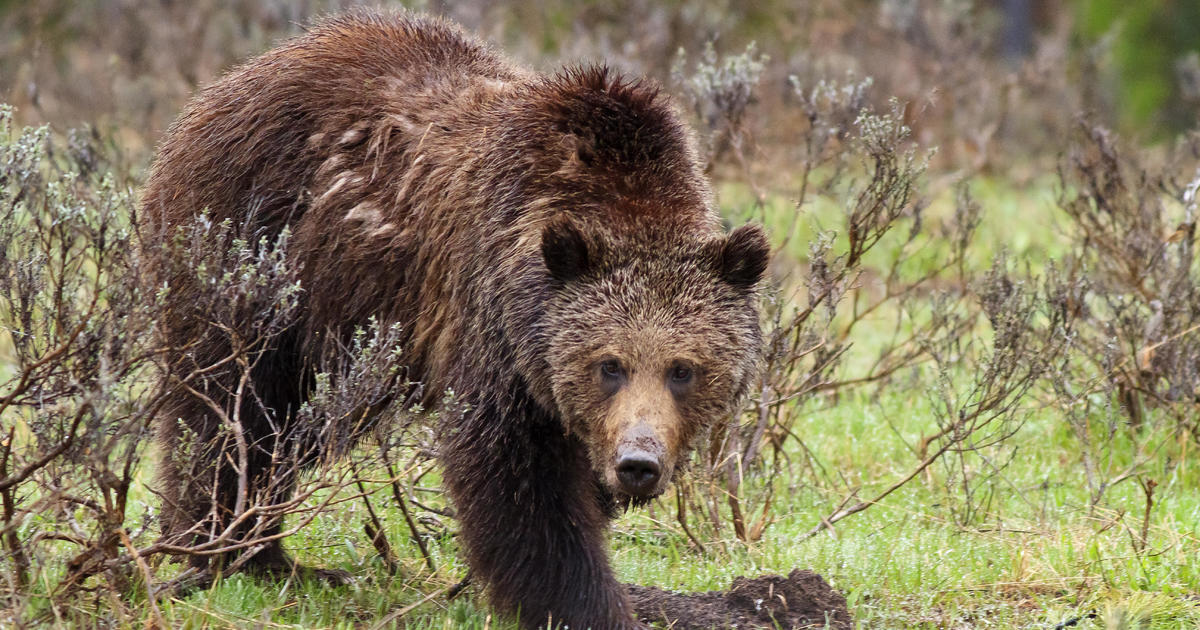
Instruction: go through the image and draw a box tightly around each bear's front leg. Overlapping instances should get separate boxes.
[442,395,642,630]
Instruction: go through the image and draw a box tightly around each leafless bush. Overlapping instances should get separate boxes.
[1015,120,1200,515]
[1054,120,1200,434]
[667,71,991,544]
[780,254,1074,537]
[665,52,1082,543]
[925,256,1073,526]
[0,107,421,624]
[0,104,164,617]
[148,214,371,579]
[672,41,768,170]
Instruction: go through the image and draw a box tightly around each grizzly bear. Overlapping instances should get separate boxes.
[142,10,768,629]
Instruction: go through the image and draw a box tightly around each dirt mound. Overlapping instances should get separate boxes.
[629,569,852,629]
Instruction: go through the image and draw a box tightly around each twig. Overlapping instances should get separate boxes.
[0,406,88,492]
[368,582,454,630]
[447,573,471,600]
[380,450,436,573]
[800,438,957,540]
[351,462,399,575]
[673,484,705,554]
[1136,477,1157,554]
[1,424,31,588]
[117,527,166,629]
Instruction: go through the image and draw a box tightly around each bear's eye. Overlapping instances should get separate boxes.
[669,363,693,385]
[599,359,623,379]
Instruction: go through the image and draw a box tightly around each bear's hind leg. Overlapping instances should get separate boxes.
[232,337,353,584]
[158,333,351,584]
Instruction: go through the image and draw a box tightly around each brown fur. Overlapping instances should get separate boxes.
[142,10,768,629]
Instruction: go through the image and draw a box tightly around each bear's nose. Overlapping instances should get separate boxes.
[615,451,661,497]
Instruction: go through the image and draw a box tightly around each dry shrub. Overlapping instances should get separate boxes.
[669,42,1085,542]
[0,107,426,625]
[0,107,157,609]
[672,41,769,170]
[923,255,1074,526]
[1037,120,1200,509]
[1056,120,1200,424]
[668,57,966,543]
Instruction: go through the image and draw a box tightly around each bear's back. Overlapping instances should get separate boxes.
[141,11,521,239]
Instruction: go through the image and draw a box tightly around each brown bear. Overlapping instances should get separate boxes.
[142,10,768,629]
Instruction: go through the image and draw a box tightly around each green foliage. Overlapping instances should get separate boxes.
[1075,0,1200,135]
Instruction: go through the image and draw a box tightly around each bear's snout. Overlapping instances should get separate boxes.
[615,448,661,497]
[611,420,668,499]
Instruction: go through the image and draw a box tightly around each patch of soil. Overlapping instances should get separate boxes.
[629,569,852,629]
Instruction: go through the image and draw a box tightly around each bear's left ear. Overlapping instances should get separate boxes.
[716,224,770,288]
[542,217,593,282]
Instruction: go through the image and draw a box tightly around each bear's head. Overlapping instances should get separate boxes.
[541,217,769,504]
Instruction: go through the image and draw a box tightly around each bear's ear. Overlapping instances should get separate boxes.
[542,217,593,283]
[717,224,770,288]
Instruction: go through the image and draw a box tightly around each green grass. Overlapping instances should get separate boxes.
[7,180,1200,629]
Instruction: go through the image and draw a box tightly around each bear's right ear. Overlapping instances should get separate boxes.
[542,217,592,283]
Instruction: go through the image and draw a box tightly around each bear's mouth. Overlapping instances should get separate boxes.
[607,472,669,510]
